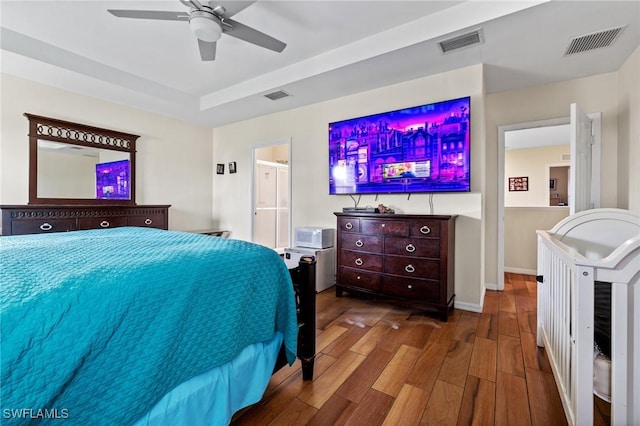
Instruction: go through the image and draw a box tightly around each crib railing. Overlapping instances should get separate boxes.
[537,228,639,426]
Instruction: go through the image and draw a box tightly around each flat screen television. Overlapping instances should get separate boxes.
[96,159,130,200]
[329,96,470,195]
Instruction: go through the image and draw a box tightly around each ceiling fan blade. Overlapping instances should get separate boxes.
[198,39,217,61]
[180,0,204,9]
[108,10,189,21]
[223,18,286,52]
[211,1,256,18]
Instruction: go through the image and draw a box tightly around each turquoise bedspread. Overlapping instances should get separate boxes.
[0,227,298,425]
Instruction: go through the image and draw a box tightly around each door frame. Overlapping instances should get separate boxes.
[496,113,601,291]
[250,137,292,250]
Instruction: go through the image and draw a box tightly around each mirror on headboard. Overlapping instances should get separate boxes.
[26,113,139,205]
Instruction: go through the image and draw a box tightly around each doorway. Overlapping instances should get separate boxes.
[251,139,291,252]
[496,108,601,290]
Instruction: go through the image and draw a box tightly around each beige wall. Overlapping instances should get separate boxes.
[504,207,570,273]
[0,74,214,231]
[213,65,486,310]
[617,47,640,214]
[37,150,96,198]
[505,145,570,207]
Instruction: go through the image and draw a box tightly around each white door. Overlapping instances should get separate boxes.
[569,103,594,215]
[253,163,278,247]
[251,140,291,251]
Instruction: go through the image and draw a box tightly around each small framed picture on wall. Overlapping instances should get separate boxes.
[216,163,225,175]
[229,161,237,174]
[509,176,528,191]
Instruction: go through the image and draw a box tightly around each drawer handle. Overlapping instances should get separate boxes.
[381,223,385,228]
[405,264,416,273]
[355,239,364,247]
[345,222,353,230]
[144,218,153,225]
[355,258,364,266]
[357,276,361,280]
[39,223,53,231]
[420,226,431,235]
[407,284,413,289]
[100,220,110,228]
[405,244,416,253]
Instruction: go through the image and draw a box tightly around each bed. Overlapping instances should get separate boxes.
[536,208,639,426]
[0,227,316,425]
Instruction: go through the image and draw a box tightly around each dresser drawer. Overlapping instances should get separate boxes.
[382,275,439,300]
[78,216,128,230]
[409,220,441,238]
[341,233,382,253]
[128,214,165,229]
[385,237,440,258]
[338,217,360,233]
[11,218,77,235]
[340,250,383,272]
[339,268,381,292]
[384,256,440,280]
[361,219,408,236]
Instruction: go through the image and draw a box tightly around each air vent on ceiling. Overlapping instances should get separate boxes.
[439,28,484,54]
[564,26,626,56]
[264,90,291,101]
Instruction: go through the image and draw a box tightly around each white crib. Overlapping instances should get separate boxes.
[536,208,640,426]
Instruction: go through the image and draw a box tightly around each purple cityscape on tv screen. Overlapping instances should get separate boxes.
[96,159,130,200]
[329,96,470,194]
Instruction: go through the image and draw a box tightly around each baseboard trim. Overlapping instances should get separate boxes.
[454,300,483,313]
[485,282,498,291]
[504,267,537,276]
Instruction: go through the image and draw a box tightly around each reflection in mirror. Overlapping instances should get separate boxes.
[37,141,130,200]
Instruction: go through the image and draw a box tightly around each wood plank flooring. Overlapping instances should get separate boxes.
[232,274,572,425]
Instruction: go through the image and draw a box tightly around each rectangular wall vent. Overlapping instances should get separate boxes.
[564,26,626,55]
[264,90,291,101]
[439,28,484,54]
[561,154,571,161]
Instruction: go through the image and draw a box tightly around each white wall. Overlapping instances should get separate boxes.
[617,47,640,214]
[213,65,486,310]
[0,73,214,231]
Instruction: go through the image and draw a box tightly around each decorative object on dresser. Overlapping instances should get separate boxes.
[0,114,171,236]
[334,212,456,321]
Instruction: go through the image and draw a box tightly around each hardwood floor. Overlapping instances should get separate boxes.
[233,273,569,425]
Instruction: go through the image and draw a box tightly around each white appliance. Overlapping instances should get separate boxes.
[284,246,335,292]
[293,227,335,249]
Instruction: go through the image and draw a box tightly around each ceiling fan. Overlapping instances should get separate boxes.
[107,0,286,61]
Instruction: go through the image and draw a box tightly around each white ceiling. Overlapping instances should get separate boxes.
[1,1,639,128]
[505,124,569,150]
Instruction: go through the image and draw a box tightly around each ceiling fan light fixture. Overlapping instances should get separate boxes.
[189,13,222,42]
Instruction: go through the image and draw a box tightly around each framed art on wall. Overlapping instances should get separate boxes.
[216,164,224,175]
[509,176,528,191]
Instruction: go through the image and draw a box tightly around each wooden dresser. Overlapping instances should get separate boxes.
[334,212,456,321]
[1,205,170,236]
